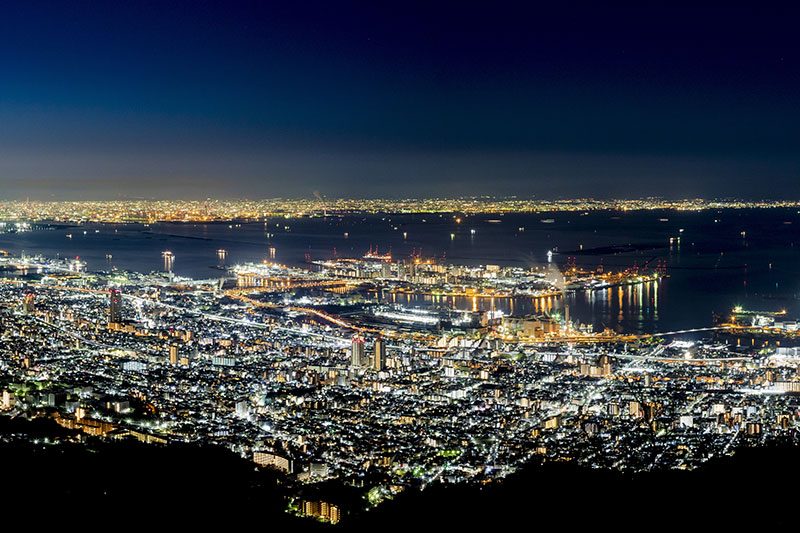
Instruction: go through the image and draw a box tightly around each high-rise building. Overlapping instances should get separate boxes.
[373,338,386,371]
[109,289,122,323]
[235,399,250,419]
[2,390,15,410]
[381,262,391,278]
[22,293,35,315]
[168,344,179,365]
[351,336,365,367]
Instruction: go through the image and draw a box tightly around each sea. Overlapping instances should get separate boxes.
[2,208,800,336]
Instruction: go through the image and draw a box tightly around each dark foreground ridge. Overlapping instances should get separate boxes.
[0,416,793,529]
[351,447,795,530]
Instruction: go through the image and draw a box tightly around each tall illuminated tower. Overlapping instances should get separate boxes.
[168,344,179,365]
[109,289,122,323]
[351,336,365,367]
[373,338,386,371]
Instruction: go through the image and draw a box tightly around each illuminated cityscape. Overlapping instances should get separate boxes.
[2,225,800,523]
[0,197,799,224]
[2,3,800,528]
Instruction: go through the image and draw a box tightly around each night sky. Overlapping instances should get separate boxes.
[1,3,800,200]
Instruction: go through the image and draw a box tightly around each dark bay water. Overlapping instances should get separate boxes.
[2,208,800,335]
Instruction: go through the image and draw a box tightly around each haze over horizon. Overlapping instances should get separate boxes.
[2,4,800,200]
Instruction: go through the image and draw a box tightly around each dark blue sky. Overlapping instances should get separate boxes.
[1,3,799,199]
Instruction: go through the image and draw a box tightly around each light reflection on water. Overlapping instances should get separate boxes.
[384,279,663,334]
